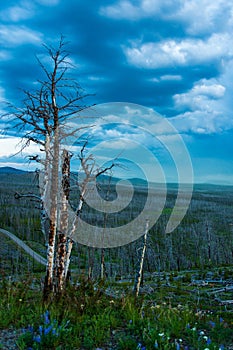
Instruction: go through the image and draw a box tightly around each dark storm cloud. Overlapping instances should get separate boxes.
[0,0,233,183]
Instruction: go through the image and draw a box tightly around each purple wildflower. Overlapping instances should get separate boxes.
[209,321,215,328]
[44,310,50,324]
[33,334,41,343]
[27,325,34,333]
[38,325,43,335]
[44,325,52,335]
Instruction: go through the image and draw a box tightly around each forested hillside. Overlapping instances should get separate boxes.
[1,169,232,278]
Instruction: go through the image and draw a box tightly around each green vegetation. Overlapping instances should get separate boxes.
[0,277,232,349]
[1,172,233,348]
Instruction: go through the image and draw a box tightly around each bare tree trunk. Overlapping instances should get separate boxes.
[55,149,71,293]
[134,220,149,297]
[206,221,211,263]
[64,238,73,280]
[64,187,85,279]
[88,247,95,280]
[43,126,60,298]
[41,134,52,246]
[100,248,106,280]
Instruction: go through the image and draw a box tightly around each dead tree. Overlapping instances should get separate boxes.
[134,220,149,297]
[63,142,116,282]
[5,37,92,298]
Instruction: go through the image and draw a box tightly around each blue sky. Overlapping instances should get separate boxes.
[0,0,233,184]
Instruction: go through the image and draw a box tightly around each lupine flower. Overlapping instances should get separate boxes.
[38,325,43,335]
[219,317,224,323]
[52,328,59,336]
[27,325,33,333]
[219,345,224,350]
[209,320,215,327]
[206,338,211,345]
[154,340,158,348]
[33,334,41,343]
[44,310,50,324]
[44,325,53,335]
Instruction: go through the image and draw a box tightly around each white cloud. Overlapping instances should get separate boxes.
[174,79,226,109]
[100,0,181,20]
[149,75,182,83]
[100,0,233,36]
[170,78,233,134]
[172,0,232,35]
[100,1,142,20]
[0,1,34,22]
[124,33,233,68]
[160,75,182,81]
[171,110,226,134]
[0,25,42,46]
[0,137,41,158]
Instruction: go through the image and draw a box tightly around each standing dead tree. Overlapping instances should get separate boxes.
[134,220,149,297]
[5,37,96,298]
[6,37,118,298]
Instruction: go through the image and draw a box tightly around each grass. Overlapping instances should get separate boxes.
[0,275,233,349]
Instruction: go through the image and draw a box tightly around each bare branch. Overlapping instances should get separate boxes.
[14,192,41,201]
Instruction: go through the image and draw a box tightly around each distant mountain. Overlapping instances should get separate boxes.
[0,166,28,174]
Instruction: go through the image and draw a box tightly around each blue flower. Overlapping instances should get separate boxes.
[209,321,215,328]
[219,317,224,323]
[219,345,224,350]
[176,343,180,350]
[44,325,52,335]
[52,328,59,336]
[154,340,159,348]
[44,310,50,324]
[27,325,34,333]
[206,338,211,345]
[33,334,41,343]
[38,325,43,335]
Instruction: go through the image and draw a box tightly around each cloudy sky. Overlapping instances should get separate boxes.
[0,0,233,184]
